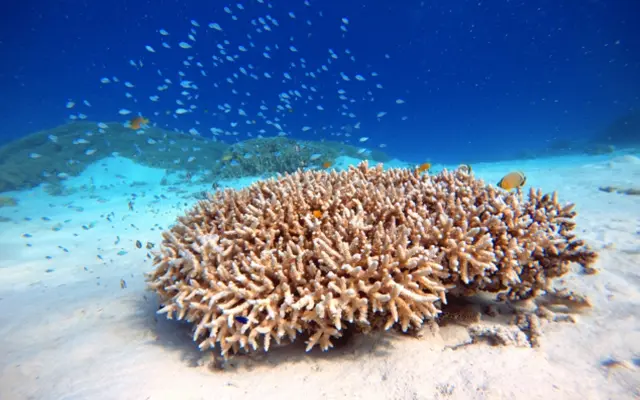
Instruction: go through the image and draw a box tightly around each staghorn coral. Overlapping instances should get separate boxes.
[146,161,597,359]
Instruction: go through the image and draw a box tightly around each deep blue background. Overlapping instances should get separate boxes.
[1,0,638,163]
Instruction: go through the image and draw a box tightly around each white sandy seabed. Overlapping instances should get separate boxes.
[0,153,639,400]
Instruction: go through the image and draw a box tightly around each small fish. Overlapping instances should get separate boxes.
[146,242,155,249]
[175,108,189,114]
[29,152,42,159]
[416,162,431,174]
[179,42,192,49]
[497,171,526,190]
[119,109,132,115]
[145,45,156,53]
[310,153,322,161]
[234,316,249,324]
[359,137,369,142]
[458,164,472,174]
[396,99,405,104]
[322,161,333,169]
[129,116,149,130]
[66,101,76,109]
[209,22,223,31]
[135,240,142,249]
[159,28,169,35]
[120,278,127,288]
[85,149,97,156]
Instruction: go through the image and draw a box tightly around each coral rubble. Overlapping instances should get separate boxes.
[146,161,597,359]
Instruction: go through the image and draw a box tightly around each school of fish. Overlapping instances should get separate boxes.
[59,0,416,163]
[56,1,529,190]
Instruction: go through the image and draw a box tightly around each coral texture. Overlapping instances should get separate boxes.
[146,162,597,358]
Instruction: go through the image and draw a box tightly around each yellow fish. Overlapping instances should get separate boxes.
[497,171,526,190]
[129,116,149,130]
[416,162,431,174]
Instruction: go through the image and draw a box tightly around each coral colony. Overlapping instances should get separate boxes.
[146,162,598,359]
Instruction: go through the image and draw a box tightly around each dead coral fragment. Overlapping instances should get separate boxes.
[146,161,597,359]
[468,324,531,347]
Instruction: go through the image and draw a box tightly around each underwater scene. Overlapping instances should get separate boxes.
[1,0,639,399]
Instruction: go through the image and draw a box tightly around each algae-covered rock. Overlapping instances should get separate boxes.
[0,196,18,207]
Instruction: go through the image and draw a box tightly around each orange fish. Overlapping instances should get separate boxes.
[497,171,526,190]
[129,116,149,130]
[416,162,431,174]
[312,209,323,218]
[322,161,333,169]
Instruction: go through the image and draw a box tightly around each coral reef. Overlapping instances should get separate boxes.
[515,110,640,160]
[593,109,640,147]
[212,137,388,179]
[0,121,229,193]
[0,122,392,193]
[146,161,597,359]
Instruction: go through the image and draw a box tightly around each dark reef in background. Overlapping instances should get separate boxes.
[516,109,640,160]
[592,109,640,147]
[213,137,390,179]
[0,122,390,193]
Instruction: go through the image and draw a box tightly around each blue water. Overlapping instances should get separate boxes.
[3,2,640,398]
[1,0,638,164]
